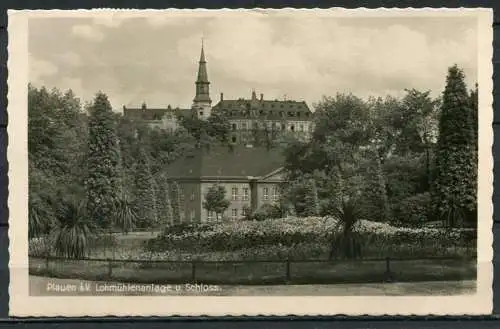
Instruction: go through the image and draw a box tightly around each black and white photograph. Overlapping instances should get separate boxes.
[7,8,493,316]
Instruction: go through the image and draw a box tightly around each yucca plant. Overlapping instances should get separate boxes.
[113,193,137,234]
[329,194,364,260]
[51,198,97,259]
[28,196,53,239]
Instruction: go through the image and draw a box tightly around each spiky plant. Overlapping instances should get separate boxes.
[51,198,97,259]
[28,196,53,239]
[329,195,364,260]
[113,194,137,234]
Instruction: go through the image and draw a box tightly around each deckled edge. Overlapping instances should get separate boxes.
[7,7,494,317]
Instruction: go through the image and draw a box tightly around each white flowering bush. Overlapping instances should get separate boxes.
[147,216,476,257]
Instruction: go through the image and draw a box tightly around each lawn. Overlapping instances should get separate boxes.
[29,256,476,285]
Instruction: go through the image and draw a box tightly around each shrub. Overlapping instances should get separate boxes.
[250,203,282,221]
[147,216,475,256]
[394,192,432,227]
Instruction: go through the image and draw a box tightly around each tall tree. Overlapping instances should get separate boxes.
[303,178,320,216]
[469,83,479,152]
[84,92,120,229]
[133,148,158,228]
[433,65,477,227]
[171,182,184,224]
[156,173,174,226]
[360,150,389,222]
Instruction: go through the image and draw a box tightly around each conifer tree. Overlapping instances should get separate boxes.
[433,65,477,227]
[361,153,389,222]
[156,173,174,226]
[470,83,479,152]
[303,179,320,216]
[171,182,183,224]
[85,92,120,229]
[134,149,158,228]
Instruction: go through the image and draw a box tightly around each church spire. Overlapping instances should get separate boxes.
[196,39,208,82]
[193,39,211,119]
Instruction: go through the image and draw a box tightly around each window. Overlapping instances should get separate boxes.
[242,207,248,216]
[232,187,238,201]
[290,125,295,132]
[207,211,214,221]
[190,210,196,221]
[242,187,249,201]
[272,187,279,201]
[281,124,286,131]
[271,122,276,130]
[190,192,195,201]
[232,123,237,131]
[231,136,237,143]
[242,122,247,130]
[231,208,238,219]
[299,124,304,132]
[263,187,269,201]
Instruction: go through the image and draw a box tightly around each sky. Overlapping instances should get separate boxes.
[28,11,479,111]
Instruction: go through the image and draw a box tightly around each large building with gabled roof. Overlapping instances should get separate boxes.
[165,144,286,222]
[123,42,315,143]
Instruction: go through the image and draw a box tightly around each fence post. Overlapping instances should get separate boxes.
[107,260,113,278]
[285,259,291,283]
[384,257,393,282]
[191,261,196,282]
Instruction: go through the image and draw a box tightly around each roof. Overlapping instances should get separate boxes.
[165,144,285,179]
[123,106,193,121]
[212,98,313,121]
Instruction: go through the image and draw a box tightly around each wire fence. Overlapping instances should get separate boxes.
[29,254,476,285]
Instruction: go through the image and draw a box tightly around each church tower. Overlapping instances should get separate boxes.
[192,40,212,120]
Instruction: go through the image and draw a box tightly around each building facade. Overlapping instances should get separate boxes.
[123,43,315,142]
[165,145,285,223]
[212,90,314,144]
[122,103,192,133]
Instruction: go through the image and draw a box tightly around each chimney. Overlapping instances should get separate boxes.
[260,93,264,101]
[220,92,224,101]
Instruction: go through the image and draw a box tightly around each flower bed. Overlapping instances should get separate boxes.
[147,217,476,257]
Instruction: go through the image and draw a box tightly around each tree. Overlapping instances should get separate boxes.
[85,92,120,229]
[202,184,231,221]
[433,65,477,227]
[156,173,174,226]
[133,148,158,228]
[303,178,320,216]
[207,109,231,143]
[360,150,389,222]
[469,83,479,151]
[171,182,184,224]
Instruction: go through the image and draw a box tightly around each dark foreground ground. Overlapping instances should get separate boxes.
[30,275,476,296]
[30,257,476,285]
